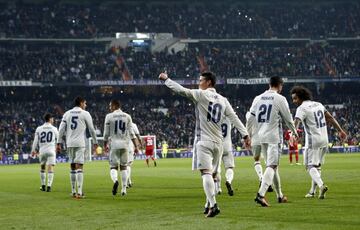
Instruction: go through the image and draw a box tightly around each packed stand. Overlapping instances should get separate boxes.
[1,42,359,81]
[1,2,359,39]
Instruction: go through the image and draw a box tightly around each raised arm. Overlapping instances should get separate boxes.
[159,72,200,102]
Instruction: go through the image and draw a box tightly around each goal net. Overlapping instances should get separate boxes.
[86,135,157,162]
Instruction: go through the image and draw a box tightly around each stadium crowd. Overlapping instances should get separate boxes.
[1,43,359,81]
[1,2,359,39]
[1,86,359,158]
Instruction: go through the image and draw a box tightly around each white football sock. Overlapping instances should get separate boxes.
[254,161,263,182]
[309,167,324,188]
[110,169,118,183]
[273,168,283,198]
[76,169,84,195]
[225,168,234,183]
[70,170,76,193]
[121,170,128,189]
[202,174,216,207]
[309,179,317,194]
[258,167,275,197]
[309,168,321,193]
[47,171,54,187]
[204,199,210,208]
[40,171,46,186]
[127,166,132,184]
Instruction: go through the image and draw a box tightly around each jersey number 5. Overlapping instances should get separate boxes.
[71,116,79,130]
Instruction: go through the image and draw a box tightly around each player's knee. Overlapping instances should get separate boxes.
[111,166,119,170]
[40,164,46,170]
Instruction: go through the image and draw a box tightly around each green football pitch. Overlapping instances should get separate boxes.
[1,153,360,230]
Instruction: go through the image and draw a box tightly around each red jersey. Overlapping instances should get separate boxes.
[144,136,155,150]
[285,130,298,148]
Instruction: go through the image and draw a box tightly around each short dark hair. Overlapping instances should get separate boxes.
[201,71,216,87]
[110,99,120,109]
[43,113,53,122]
[290,85,313,101]
[269,76,284,87]
[74,96,85,107]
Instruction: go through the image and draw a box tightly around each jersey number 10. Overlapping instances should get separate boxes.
[207,102,222,124]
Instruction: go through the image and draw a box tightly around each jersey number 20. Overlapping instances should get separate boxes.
[40,131,53,143]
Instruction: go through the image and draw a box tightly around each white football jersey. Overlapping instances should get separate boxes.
[58,107,98,148]
[165,79,248,143]
[103,109,135,149]
[128,123,140,152]
[221,117,233,152]
[32,123,59,154]
[249,90,296,144]
[295,100,328,149]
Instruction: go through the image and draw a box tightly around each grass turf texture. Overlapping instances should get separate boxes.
[0,153,359,230]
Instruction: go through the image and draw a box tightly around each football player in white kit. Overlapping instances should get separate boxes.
[248,76,298,207]
[57,97,98,199]
[31,113,59,192]
[127,122,141,188]
[103,100,139,196]
[290,86,347,199]
[246,113,274,192]
[159,71,250,218]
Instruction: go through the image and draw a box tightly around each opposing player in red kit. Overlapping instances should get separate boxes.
[285,129,301,165]
[144,135,157,167]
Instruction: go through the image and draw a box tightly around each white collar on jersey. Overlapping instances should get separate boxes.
[206,87,216,92]
[267,89,278,93]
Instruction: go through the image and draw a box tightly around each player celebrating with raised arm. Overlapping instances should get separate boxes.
[57,96,98,199]
[248,76,298,207]
[290,86,347,199]
[104,100,139,196]
[159,71,250,218]
[31,113,59,192]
